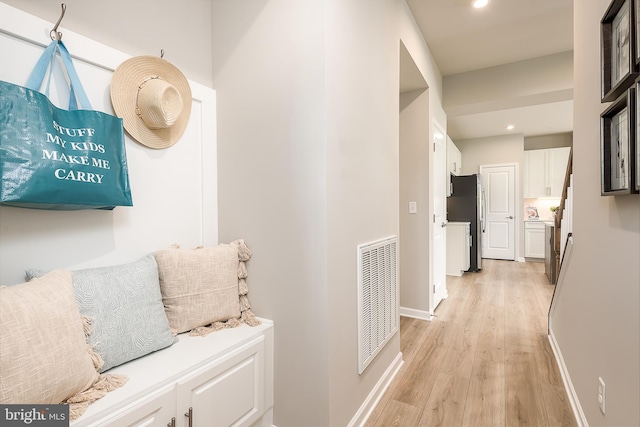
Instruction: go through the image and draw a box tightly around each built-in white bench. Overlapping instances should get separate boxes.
[72,320,274,427]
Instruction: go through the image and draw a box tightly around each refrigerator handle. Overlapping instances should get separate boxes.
[481,189,487,233]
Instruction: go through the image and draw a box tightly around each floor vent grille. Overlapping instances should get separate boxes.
[357,236,399,374]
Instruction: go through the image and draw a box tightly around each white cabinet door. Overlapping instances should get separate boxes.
[524,222,546,258]
[524,150,547,198]
[524,148,571,198]
[86,385,177,427]
[446,222,470,276]
[446,137,462,197]
[177,336,266,427]
[549,147,571,197]
[447,137,461,176]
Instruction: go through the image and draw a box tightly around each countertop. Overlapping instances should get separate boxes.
[525,218,554,225]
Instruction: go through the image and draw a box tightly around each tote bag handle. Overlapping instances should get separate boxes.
[25,40,92,111]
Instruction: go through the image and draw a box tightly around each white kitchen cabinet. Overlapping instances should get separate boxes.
[524,221,546,259]
[72,321,274,427]
[524,147,571,198]
[447,137,462,177]
[447,137,462,197]
[446,222,471,276]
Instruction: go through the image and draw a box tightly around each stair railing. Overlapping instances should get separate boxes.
[553,147,573,283]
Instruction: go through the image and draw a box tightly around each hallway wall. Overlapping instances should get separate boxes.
[550,2,640,425]
[400,88,430,315]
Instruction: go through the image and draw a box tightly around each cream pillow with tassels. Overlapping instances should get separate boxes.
[0,270,126,420]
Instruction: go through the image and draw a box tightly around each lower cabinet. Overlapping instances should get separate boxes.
[106,385,176,427]
[72,321,274,427]
[178,337,265,427]
[446,222,471,276]
[524,221,546,259]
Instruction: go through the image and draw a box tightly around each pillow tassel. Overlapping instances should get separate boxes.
[238,278,249,296]
[188,316,245,337]
[88,345,104,372]
[65,373,128,420]
[238,261,248,279]
[81,315,94,338]
[231,239,252,261]
[241,309,261,327]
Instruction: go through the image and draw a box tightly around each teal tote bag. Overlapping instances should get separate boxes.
[0,40,133,210]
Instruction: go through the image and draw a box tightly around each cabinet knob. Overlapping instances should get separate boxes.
[167,417,176,427]
[506,216,514,219]
[185,407,193,427]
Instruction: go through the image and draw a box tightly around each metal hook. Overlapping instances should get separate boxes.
[160,49,165,59]
[50,3,66,41]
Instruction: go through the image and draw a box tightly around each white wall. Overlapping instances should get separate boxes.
[213,0,445,425]
[0,4,217,285]
[399,88,430,314]
[325,1,403,425]
[524,132,572,150]
[443,51,574,116]
[1,0,213,87]
[549,2,640,426]
[211,2,330,424]
[398,0,447,316]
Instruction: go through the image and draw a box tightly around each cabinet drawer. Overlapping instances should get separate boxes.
[525,221,545,230]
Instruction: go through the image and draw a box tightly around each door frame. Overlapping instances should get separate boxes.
[431,120,448,314]
[479,162,520,261]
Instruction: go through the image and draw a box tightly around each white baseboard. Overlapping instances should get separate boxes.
[548,330,588,427]
[399,306,433,321]
[348,352,404,427]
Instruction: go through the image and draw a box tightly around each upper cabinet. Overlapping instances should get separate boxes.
[524,147,571,198]
[447,137,462,177]
[447,137,462,197]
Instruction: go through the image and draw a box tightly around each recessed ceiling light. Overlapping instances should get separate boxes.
[473,0,489,8]
[506,125,515,130]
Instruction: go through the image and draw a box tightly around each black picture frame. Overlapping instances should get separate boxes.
[636,0,640,64]
[636,79,640,191]
[601,87,637,195]
[602,0,638,102]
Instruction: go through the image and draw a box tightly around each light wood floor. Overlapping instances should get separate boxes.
[365,259,577,427]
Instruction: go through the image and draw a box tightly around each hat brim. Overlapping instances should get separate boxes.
[110,56,192,149]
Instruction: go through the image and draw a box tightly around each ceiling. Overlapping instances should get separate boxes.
[404,0,574,141]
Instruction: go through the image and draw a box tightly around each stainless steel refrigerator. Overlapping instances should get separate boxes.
[447,174,484,272]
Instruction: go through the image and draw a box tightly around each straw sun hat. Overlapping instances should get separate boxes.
[110,55,192,149]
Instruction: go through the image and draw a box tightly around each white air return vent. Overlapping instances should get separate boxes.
[357,236,399,374]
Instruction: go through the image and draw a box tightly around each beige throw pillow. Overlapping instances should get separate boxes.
[0,270,99,404]
[155,244,241,334]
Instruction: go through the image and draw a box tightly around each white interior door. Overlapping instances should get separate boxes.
[432,125,447,310]
[480,164,517,260]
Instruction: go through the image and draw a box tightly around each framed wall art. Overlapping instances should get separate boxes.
[601,0,638,102]
[636,0,640,64]
[636,79,640,191]
[601,87,636,195]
